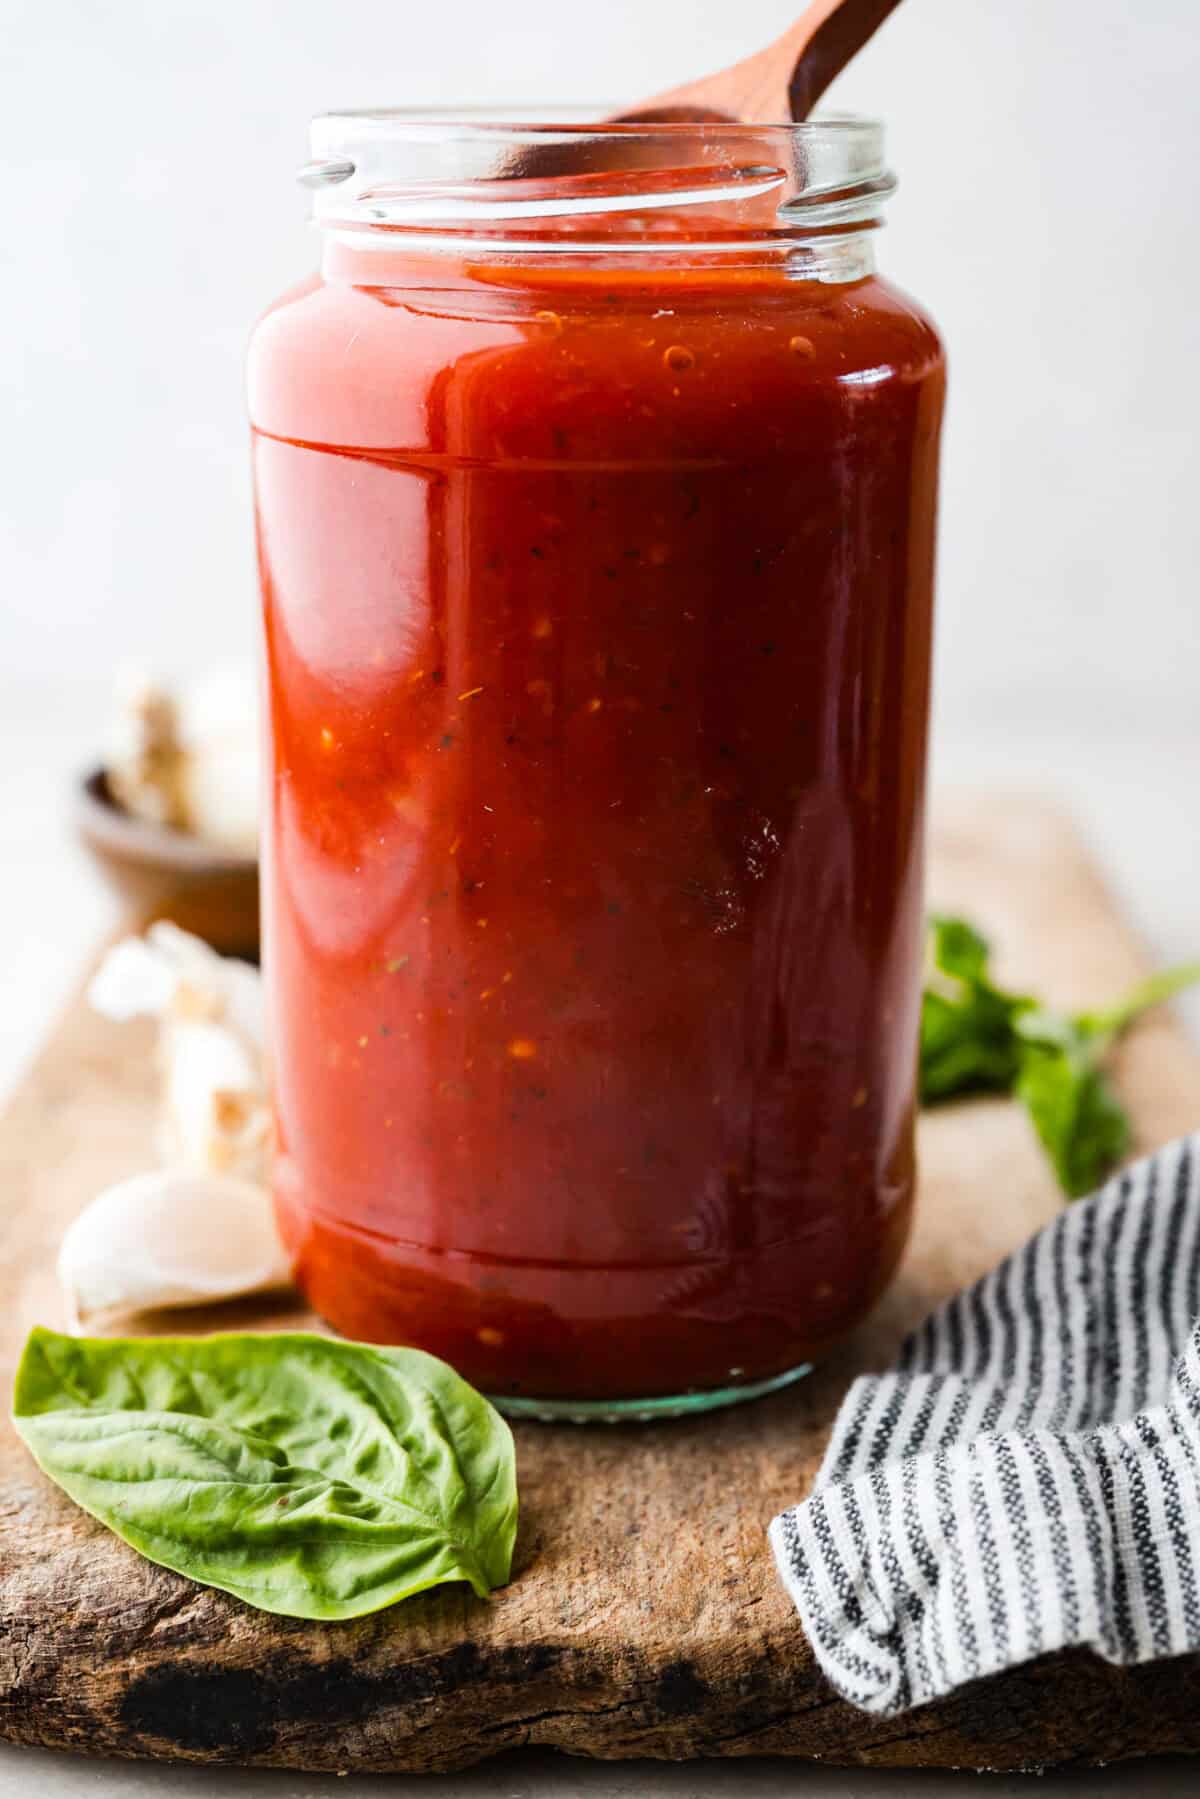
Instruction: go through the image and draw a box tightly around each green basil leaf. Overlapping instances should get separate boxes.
[12,1328,517,1621]
[921,915,1200,1200]
[919,985,1024,1102]
[1015,1037,1130,1200]
[927,915,991,983]
[919,916,1032,1103]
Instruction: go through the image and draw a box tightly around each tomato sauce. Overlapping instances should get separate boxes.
[250,211,944,1406]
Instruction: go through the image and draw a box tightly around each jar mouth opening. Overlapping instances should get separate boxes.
[308,105,884,135]
[303,108,894,245]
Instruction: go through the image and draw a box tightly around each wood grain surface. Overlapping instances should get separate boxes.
[1,792,1199,1775]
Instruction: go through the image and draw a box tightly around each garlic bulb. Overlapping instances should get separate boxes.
[104,669,189,833]
[104,664,259,855]
[89,923,268,1182]
[58,1170,291,1328]
[176,665,259,856]
[63,926,292,1327]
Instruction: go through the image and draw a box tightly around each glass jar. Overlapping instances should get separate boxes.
[249,111,945,1419]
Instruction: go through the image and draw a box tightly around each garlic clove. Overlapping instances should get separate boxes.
[88,935,181,1024]
[90,923,263,1049]
[146,922,265,1053]
[90,926,270,1185]
[160,1017,269,1182]
[58,1169,293,1328]
[144,922,265,1050]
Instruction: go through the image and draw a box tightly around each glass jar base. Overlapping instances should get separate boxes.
[488,1360,814,1424]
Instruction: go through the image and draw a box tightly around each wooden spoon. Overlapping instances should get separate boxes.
[615,0,904,125]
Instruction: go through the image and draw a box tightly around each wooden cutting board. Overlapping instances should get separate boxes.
[2,791,1200,1777]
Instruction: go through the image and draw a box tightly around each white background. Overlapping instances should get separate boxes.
[5,0,1199,724]
[0,10,1198,1790]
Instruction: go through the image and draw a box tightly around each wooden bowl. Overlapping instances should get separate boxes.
[75,768,260,958]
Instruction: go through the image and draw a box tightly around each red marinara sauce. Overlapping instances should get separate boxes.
[249,117,945,1414]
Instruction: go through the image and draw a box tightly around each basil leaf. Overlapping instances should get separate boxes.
[920,985,1024,1102]
[920,920,1200,1202]
[12,1328,517,1621]
[1015,1023,1131,1200]
[927,915,991,984]
[1012,962,1200,1200]
[919,916,1033,1103]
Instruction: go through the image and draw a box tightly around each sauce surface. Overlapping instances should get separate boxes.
[250,246,944,1401]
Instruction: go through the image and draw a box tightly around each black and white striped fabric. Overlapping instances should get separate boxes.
[769,1132,1200,1715]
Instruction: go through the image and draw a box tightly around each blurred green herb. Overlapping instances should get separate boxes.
[920,916,1200,1199]
[920,917,1035,1102]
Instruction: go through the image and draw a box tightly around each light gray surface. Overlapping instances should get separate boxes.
[0,1746,1194,1796]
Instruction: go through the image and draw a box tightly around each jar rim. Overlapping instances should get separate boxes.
[302,109,894,246]
[308,105,884,133]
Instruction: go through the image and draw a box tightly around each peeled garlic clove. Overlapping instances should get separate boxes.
[58,1170,293,1328]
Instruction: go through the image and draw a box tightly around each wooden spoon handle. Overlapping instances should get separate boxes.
[615,0,906,126]
[786,0,905,118]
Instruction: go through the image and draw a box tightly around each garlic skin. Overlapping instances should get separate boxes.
[89,924,268,1183]
[58,1170,292,1328]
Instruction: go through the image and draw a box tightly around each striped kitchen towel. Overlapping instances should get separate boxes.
[769,1131,1200,1715]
